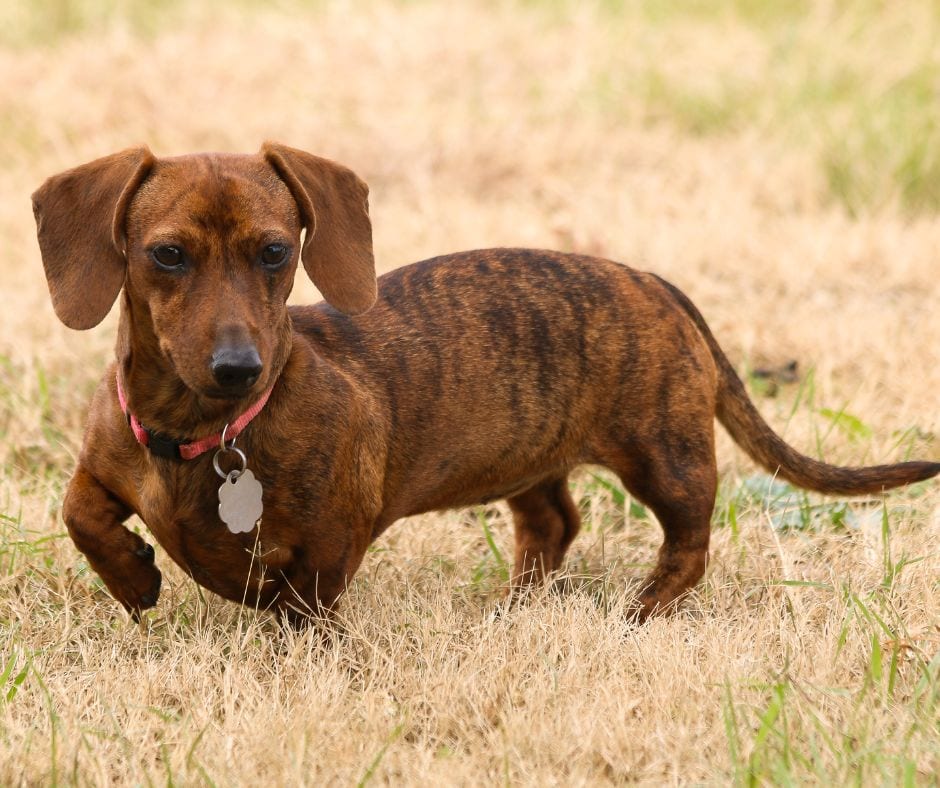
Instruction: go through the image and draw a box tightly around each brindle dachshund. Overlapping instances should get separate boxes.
[32,144,939,626]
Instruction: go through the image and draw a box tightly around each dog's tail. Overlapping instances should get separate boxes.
[654,275,940,495]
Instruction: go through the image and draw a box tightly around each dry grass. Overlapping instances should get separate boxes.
[1,1,939,784]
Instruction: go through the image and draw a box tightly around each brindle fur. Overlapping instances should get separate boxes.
[32,145,940,626]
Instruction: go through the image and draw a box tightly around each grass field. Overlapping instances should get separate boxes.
[1,0,939,784]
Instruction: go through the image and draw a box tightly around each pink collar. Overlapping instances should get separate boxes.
[116,372,273,461]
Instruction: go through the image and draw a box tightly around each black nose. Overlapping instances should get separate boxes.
[210,345,263,392]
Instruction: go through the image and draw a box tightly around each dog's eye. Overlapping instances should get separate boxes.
[260,244,289,269]
[151,245,184,270]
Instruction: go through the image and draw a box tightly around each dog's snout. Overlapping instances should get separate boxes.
[210,345,263,392]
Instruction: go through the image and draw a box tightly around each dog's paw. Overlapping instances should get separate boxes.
[126,570,163,623]
[134,543,155,562]
[93,537,163,619]
[628,587,686,625]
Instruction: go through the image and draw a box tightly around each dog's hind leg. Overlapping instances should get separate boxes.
[507,476,581,590]
[601,425,718,622]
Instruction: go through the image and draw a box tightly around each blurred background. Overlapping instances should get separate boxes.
[1,5,938,782]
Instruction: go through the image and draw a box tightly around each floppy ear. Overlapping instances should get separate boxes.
[262,142,376,315]
[32,147,154,330]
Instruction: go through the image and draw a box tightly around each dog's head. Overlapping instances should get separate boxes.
[32,143,375,400]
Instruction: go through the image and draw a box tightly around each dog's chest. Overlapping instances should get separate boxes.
[134,463,295,604]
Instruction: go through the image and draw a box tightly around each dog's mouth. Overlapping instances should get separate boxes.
[201,384,260,402]
[170,366,262,404]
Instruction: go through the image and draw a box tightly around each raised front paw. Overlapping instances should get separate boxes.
[63,465,164,620]
[93,535,163,619]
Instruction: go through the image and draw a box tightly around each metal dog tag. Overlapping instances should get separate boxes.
[217,469,263,534]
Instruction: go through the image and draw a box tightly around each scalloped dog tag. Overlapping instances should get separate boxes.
[217,469,263,534]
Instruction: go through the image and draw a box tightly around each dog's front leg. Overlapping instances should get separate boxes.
[275,524,371,629]
[63,463,162,618]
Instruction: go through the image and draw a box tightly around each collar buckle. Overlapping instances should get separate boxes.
[145,429,183,460]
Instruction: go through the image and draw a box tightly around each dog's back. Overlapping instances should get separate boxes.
[290,248,717,519]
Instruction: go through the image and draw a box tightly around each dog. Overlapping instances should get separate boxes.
[32,143,939,626]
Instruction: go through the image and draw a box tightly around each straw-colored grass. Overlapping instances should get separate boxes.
[1,1,938,784]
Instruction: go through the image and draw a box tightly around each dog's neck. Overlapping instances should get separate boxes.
[114,293,290,439]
